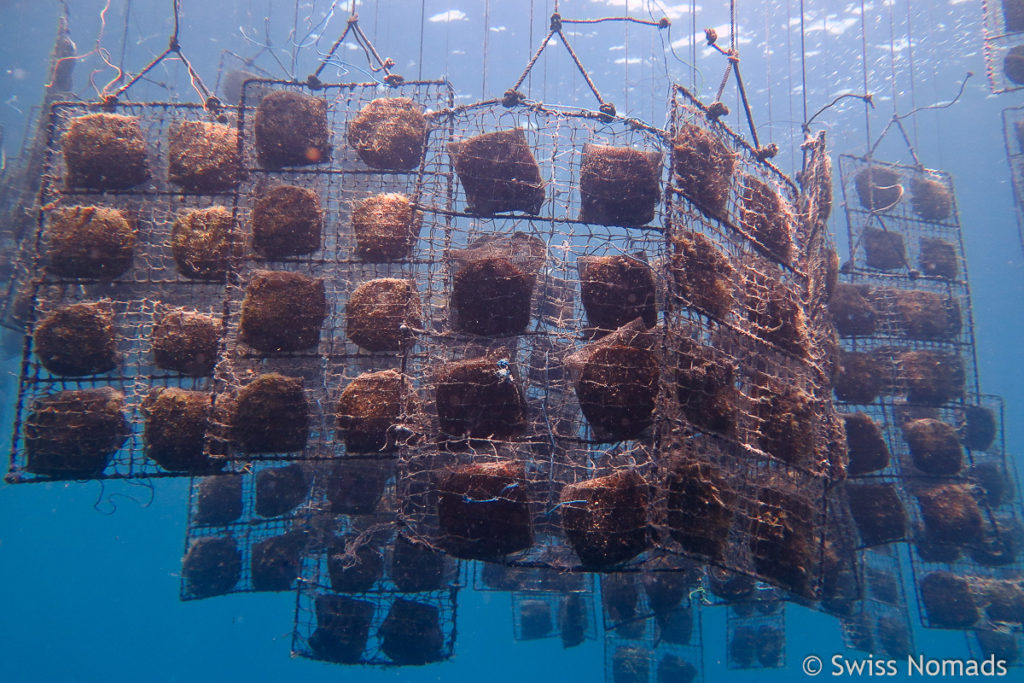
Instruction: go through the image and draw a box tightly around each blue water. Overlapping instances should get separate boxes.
[1,1,1022,681]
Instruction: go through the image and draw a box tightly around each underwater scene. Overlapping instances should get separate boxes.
[2,0,1024,681]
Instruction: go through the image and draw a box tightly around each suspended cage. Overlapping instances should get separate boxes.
[292,584,460,666]
[6,101,241,484]
[840,547,916,659]
[1001,106,1024,253]
[180,460,320,600]
[842,478,911,548]
[968,628,1024,669]
[603,603,705,683]
[512,590,599,646]
[395,96,670,573]
[202,78,454,465]
[982,0,1024,94]
[650,86,842,600]
[725,601,786,670]
[911,562,1024,633]
[479,563,599,647]
[290,513,461,666]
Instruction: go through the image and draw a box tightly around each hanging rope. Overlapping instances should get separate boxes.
[704,28,774,159]
[504,11,668,119]
[803,93,875,133]
[904,0,920,152]
[482,0,490,100]
[867,72,972,162]
[858,0,872,155]
[103,0,219,114]
[308,7,401,88]
[417,0,425,81]
[886,0,900,118]
[799,0,808,127]
[116,0,131,89]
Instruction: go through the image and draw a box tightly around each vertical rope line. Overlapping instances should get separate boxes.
[483,0,490,99]
[731,0,738,124]
[904,0,920,152]
[543,0,550,103]
[418,0,425,80]
[730,0,737,51]
[887,0,899,117]
[291,0,300,78]
[372,0,379,47]
[858,0,872,155]
[764,2,773,146]
[118,0,132,83]
[691,0,696,91]
[528,0,535,96]
[799,0,808,126]
[624,0,630,114]
[787,0,796,163]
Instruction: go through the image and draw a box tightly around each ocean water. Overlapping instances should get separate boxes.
[0,1,1022,681]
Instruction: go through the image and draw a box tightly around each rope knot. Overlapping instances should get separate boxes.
[707,101,729,119]
[755,143,779,160]
[503,89,525,108]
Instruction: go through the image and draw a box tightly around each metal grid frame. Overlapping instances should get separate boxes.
[291,584,460,666]
[8,100,238,483]
[180,461,321,600]
[1001,105,1024,254]
[840,547,916,658]
[983,25,1024,94]
[511,590,599,644]
[205,78,454,465]
[725,603,787,670]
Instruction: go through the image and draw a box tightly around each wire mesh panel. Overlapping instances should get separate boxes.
[603,602,705,683]
[204,79,454,465]
[291,522,460,666]
[7,101,240,483]
[1001,106,1024,252]
[725,602,786,670]
[968,628,1024,668]
[394,99,671,573]
[180,461,321,600]
[840,547,915,659]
